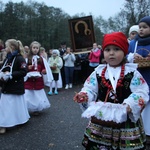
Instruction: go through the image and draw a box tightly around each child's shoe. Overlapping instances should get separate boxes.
[69,83,72,88]
[48,91,53,95]
[54,91,58,95]
[33,111,40,116]
[0,127,6,134]
[65,84,69,89]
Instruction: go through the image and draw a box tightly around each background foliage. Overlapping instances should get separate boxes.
[0,0,150,51]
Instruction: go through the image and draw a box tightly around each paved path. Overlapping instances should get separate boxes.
[0,84,88,150]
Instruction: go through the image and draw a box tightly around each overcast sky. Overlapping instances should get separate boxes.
[4,0,125,19]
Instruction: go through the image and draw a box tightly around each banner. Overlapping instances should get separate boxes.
[68,16,95,53]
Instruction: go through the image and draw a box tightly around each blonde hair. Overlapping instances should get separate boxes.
[40,47,45,52]
[5,39,24,56]
[30,41,41,50]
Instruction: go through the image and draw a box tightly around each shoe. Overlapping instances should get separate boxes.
[48,91,53,95]
[54,91,58,95]
[65,84,69,89]
[69,83,72,88]
[33,111,40,116]
[0,127,6,134]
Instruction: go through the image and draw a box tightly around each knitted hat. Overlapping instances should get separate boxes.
[102,32,129,55]
[128,25,139,35]
[52,49,60,56]
[139,16,150,26]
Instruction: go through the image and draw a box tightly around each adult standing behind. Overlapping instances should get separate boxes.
[63,47,76,89]
[59,42,66,87]
[88,43,101,75]
[127,16,150,144]
[24,45,30,59]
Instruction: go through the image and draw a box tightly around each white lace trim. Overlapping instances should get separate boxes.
[82,101,127,123]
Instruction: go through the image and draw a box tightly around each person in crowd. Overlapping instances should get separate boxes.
[0,48,7,67]
[0,39,6,66]
[59,42,66,57]
[63,47,76,89]
[127,16,150,145]
[0,39,4,51]
[73,54,82,85]
[0,39,30,134]
[74,32,149,150]
[88,43,101,75]
[80,53,89,82]
[48,49,53,58]
[40,47,48,60]
[24,45,30,59]
[128,25,139,43]
[47,49,63,95]
[59,42,66,87]
[24,41,51,115]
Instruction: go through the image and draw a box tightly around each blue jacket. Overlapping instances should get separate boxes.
[128,38,150,97]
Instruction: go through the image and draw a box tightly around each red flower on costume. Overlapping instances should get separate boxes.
[140,77,145,84]
[138,98,145,108]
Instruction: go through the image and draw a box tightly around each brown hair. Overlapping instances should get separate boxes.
[28,41,42,65]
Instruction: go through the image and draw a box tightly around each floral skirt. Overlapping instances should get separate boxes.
[82,117,146,150]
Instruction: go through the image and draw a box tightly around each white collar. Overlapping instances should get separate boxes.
[107,64,121,93]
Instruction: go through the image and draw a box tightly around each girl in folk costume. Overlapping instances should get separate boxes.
[128,16,150,143]
[47,49,63,95]
[24,41,51,114]
[0,39,30,134]
[74,32,149,150]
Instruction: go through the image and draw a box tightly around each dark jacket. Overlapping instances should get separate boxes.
[0,54,27,95]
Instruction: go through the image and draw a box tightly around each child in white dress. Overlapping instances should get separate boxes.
[0,39,30,134]
[24,41,52,114]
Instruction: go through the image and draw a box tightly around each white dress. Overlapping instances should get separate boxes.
[24,89,50,112]
[0,94,30,127]
[24,57,51,112]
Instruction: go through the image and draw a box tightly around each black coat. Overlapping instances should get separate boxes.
[0,54,27,95]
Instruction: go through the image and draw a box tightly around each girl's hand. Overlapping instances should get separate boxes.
[28,65,33,70]
[73,92,88,103]
[126,105,132,113]
[123,103,132,113]
[41,69,46,74]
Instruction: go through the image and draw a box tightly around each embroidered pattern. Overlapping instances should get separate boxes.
[130,94,140,101]
[86,76,96,86]
[131,77,145,86]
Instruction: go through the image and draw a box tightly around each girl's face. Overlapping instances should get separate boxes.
[139,22,150,37]
[104,45,124,67]
[31,43,40,55]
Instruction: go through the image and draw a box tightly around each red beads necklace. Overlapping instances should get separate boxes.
[101,65,125,90]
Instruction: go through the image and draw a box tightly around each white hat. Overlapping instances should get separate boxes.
[128,25,139,35]
[52,49,60,56]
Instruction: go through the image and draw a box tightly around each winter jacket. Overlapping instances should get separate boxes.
[89,49,101,63]
[0,54,27,94]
